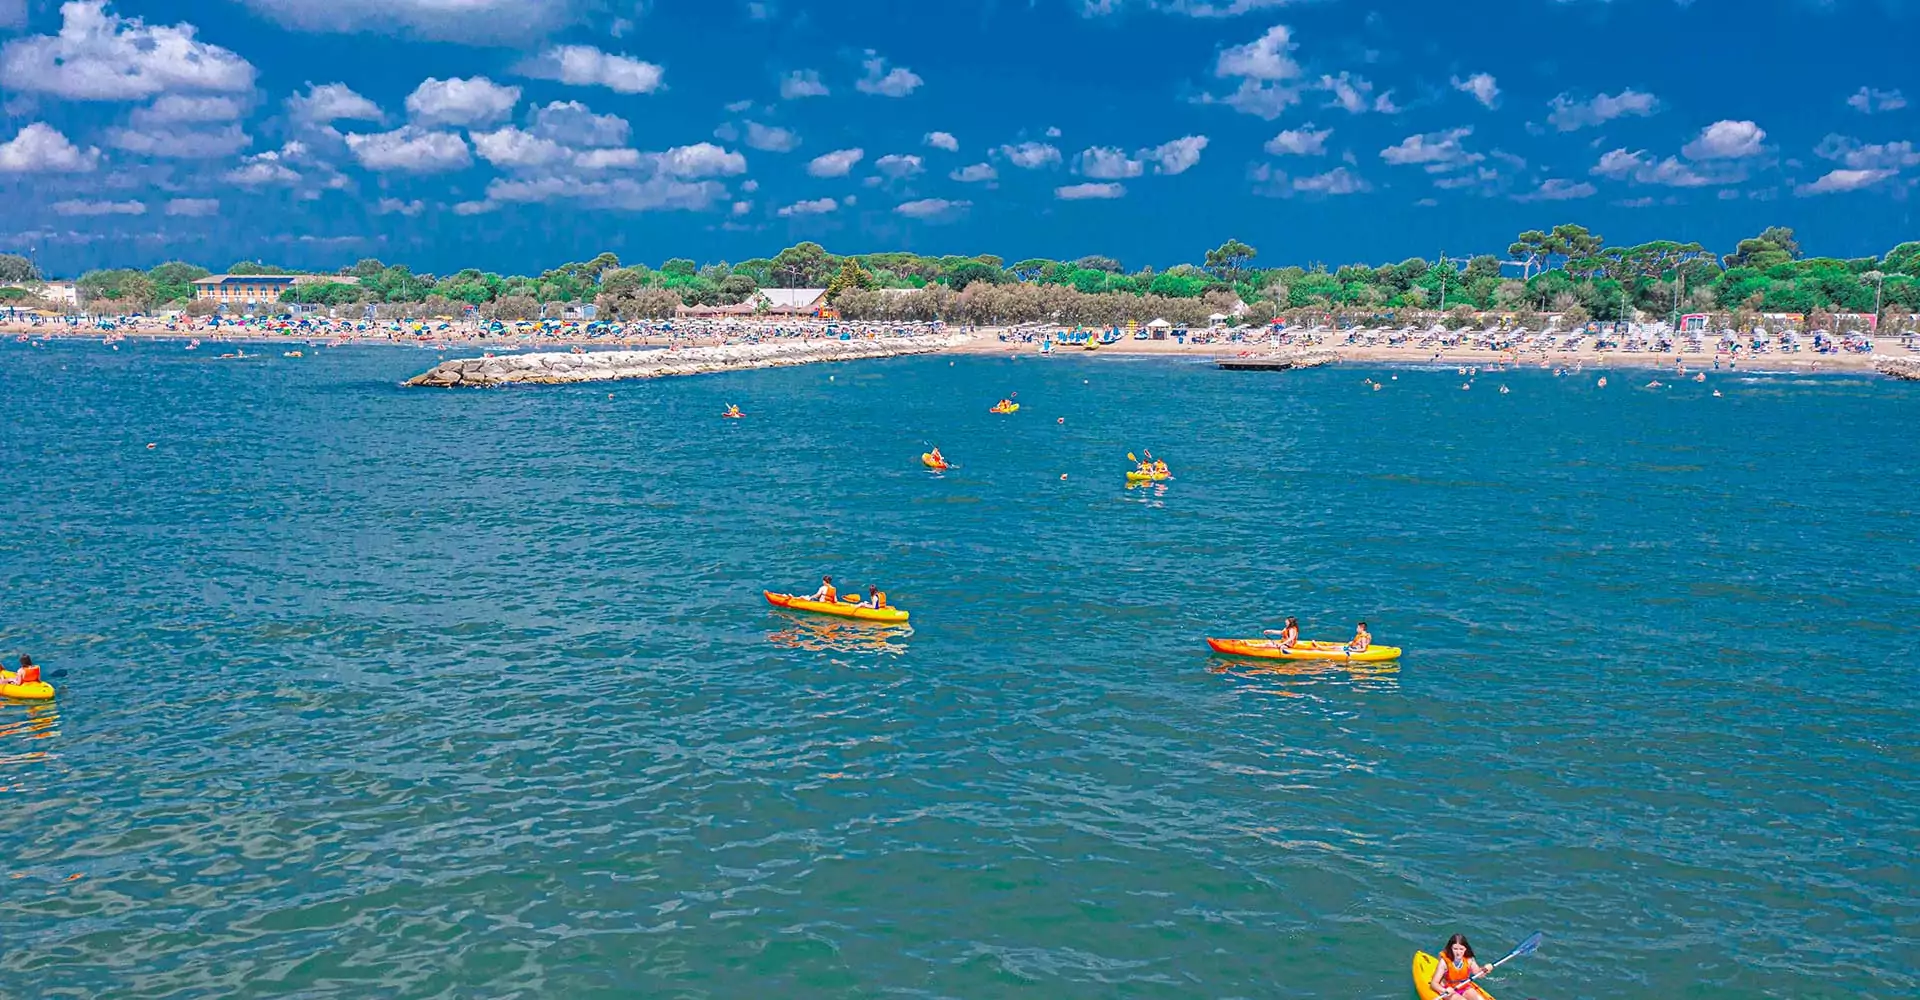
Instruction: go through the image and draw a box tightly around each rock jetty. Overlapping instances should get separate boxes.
[1213,349,1341,372]
[1872,355,1920,381]
[405,334,971,387]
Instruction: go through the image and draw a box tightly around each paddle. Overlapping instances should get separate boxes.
[1437,932,1544,999]
[1260,628,1293,654]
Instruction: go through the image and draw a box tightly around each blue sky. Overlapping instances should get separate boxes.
[0,0,1916,277]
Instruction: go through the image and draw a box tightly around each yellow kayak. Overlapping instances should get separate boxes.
[1126,470,1170,482]
[990,403,1020,414]
[1,681,55,701]
[1413,951,1496,1000]
[921,453,949,470]
[1205,637,1402,662]
[765,590,909,623]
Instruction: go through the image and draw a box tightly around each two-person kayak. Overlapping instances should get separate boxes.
[1204,637,1402,662]
[765,591,909,623]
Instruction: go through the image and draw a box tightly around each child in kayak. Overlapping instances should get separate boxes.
[1346,622,1371,654]
[1430,934,1491,999]
[859,586,888,609]
[1,654,40,686]
[802,576,836,603]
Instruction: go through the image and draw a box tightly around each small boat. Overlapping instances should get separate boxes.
[1204,637,1402,662]
[1126,470,1170,482]
[1412,952,1496,1000]
[766,590,909,623]
[0,680,55,701]
[989,403,1020,414]
[921,453,948,470]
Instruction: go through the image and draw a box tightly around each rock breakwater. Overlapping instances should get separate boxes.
[1873,355,1920,381]
[1213,349,1341,372]
[405,335,971,387]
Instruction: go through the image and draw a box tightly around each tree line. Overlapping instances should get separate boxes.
[3,224,1918,330]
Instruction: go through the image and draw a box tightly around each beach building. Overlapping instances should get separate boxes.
[3,281,79,306]
[756,288,829,316]
[192,274,358,307]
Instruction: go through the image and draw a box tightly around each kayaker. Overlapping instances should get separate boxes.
[1346,622,1371,654]
[1268,617,1299,652]
[1430,934,1491,999]
[802,576,837,603]
[1,654,39,686]
[929,447,945,466]
[859,585,888,609]
[1153,459,1169,476]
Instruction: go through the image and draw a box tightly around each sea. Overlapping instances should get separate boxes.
[1,339,1914,999]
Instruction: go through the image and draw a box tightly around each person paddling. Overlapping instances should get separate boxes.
[1346,621,1371,654]
[928,447,945,467]
[802,576,837,603]
[0,654,40,686]
[1430,934,1492,999]
[858,585,888,610]
[1266,617,1299,653]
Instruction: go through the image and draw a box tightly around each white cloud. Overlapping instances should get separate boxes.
[1089,0,1299,14]
[1814,135,1920,171]
[780,69,828,99]
[1451,72,1499,109]
[344,127,472,173]
[855,53,922,97]
[452,200,495,216]
[234,0,580,41]
[1515,178,1596,202]
[1045,126,1062,138]
[1078,146,1142,179]
[874,153,923,178]
[573,148,641,171]
[744,121,800,153]
[1289,166,1368,196]
[895,197,968,220]
[777,197,838,216]
[527,101,629,147]
[472,127,572,170]
[1141,134,1207,174]
[807,147,864,177]
[1796,168,1896,195]
[924,131,959,152]
[0,122,99,172]
[1379,127,1481,172]
[731,200,752,216]
[1847,87,1907,115]
[1265,126,1330,156]
[951,162,996,183]
[52,198,144,216]
[481,174,727,212]
[374,197,425,216]
[742,179,759,192]
[105,122,250,159]
[0,1,255,100]
[1207,79,1301,120]
[1319,72,1389,114]
[1546,89,1660,131]
[287,83,383,125]
[1055,182,1125,200]
[657,142,746,178]
[1681,120,1766,160]
[1589,147,1716,187]
[223,147,302,185]
[132,95,243,125]
[164,198,219,217]
[998,141,1061,169]
[1216,24,1298,80]
[516,45,664,95]
[406,77,520,128]
[0,0,21,30]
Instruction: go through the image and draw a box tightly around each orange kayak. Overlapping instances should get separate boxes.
[765,590,909,623]
[1205,637,1401,662]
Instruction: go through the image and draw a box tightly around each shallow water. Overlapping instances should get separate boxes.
[2,341,1916,999]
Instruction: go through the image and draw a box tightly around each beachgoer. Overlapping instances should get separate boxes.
[860,586,888,609]
[1273,617,1299,652]
[1346,622,1371,654]
[1,655,39,686]
[1430,934,1492,999]
[803,576,837,603]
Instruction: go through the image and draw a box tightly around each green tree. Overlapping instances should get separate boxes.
[771,242,833,287]
[1074,254,1122,273]
[1203,239,1258,284]
[944,260,1005,290]
[0,253,38,283]
[147,261,211,305]
[826,258,878,299]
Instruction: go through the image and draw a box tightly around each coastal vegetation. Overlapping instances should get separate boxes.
[5,224,1919,330]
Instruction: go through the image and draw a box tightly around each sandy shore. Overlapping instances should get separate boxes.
[948,335,1913,373]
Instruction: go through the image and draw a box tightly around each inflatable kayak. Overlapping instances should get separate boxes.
[765,590,910,623]
[1,681,55,701]
[921,453,949,471]
[1205,637,1402,662]
[1413,951,1496,1000]
[990,403,1020,413]
[1126,470,1170,482]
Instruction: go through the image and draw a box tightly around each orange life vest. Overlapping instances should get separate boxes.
[17,665,39,684]
[1441,955,1474,986]
[872,591,887,608]
[821,585,836,603]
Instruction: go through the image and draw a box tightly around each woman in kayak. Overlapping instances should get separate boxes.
[1430,934,1491,999]
[859,585,888,609]
[802,576,836,603]
[1346,622,1371,654]
[1267,617,1299,652]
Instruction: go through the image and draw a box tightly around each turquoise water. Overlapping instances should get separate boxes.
[2,341,1915,999]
